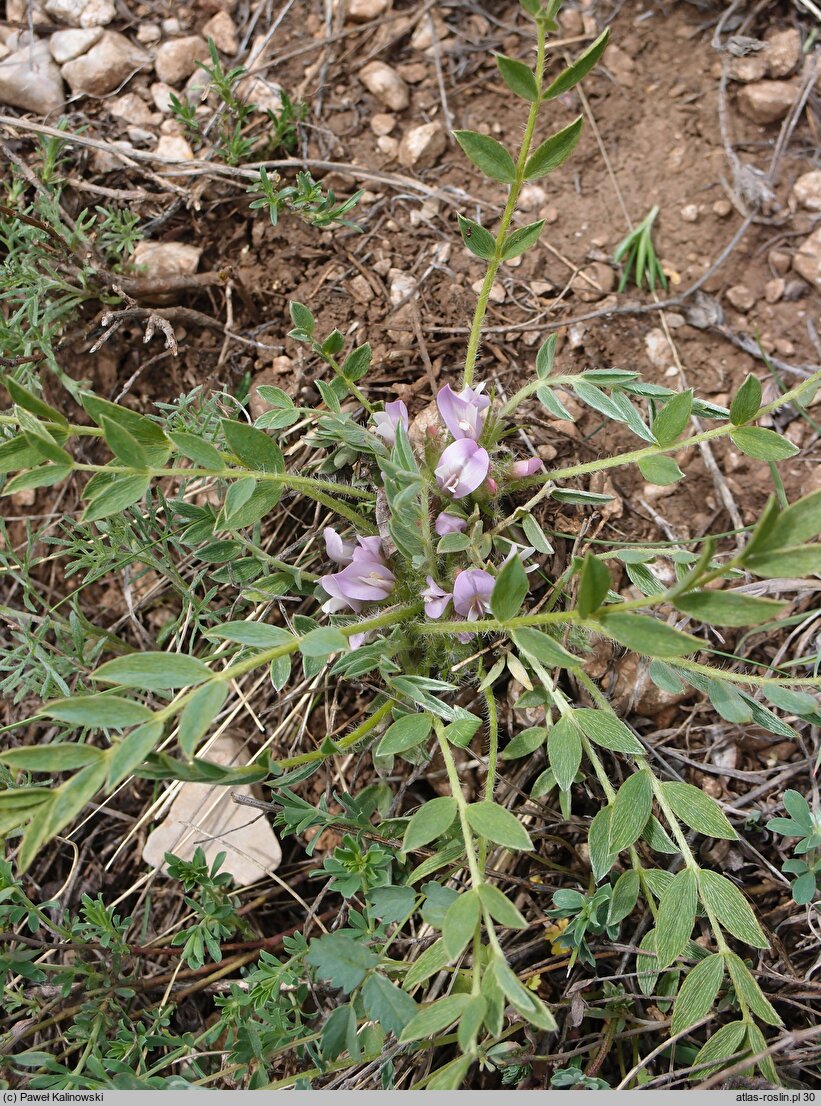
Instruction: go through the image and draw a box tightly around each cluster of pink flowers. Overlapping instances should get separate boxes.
[422,568,494,643]
[320,529,394,614]
[316,382,542,638]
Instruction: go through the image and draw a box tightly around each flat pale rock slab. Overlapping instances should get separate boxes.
[142,736,281,884]
[131,240,201,276]
[0,38,65,113]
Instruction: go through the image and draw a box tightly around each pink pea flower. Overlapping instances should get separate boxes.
[453,568,494,622]
[510,457,544,479]
[434,511,467,537]
[324,526,356,566]
[437,384,490,441]
[435,439,490,500]
[320,537,394,613]
[372,399,409,446]
[422,576,452,619]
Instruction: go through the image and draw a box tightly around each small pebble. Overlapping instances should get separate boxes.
[768,248,791,275]
[136,21,160,43]
[764,277,784,303]
[726,284,755,312]
[712,198,732,217]
[680,203,699,223]
[370,112,395,136]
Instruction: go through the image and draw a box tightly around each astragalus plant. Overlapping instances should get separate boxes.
[1,0,820,1091]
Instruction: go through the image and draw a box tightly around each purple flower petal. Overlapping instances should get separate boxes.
[320,574,364,614]
[436,384,490,441]
[372,399,409,446]
[319,536,394,610]
[324,526,355,565]
[422,575,452,619]
[510,456,544,478]
[453,568,494,621]
[435,439,490,500]
[434,511,468,537]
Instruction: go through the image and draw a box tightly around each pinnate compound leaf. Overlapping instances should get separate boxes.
[610,769,652,852]
[730,426,798,462]
[670,952,724,1034]
[599,612,701,657]
[403,796,457,851]
[547,713,582,791]
[94,653,211,690]
[524,116,583,180]
[361,973,417,1037]
[692,1020,747,1079]
[496,53,538,100]
[43,695,153,729]
[661,781,737,840]
[456,213,495,260]
[698,871,768,948]
[306,934,378,992]
[725,952,782,1026]
[542,28,609,100]
[574,708,643,754]
[675,590,785,627]
[491,555,528,622]
[656,868,697,969]
[400,994,473,1042]
[465,800,533,851]
[453,130,516,183]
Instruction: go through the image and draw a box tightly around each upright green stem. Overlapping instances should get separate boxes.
[462,25,547,389]
[435,722,504,962]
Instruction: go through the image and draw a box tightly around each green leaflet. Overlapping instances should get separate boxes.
[655,869,697,969]
[698,871,768,948]
[670,953,724,1034]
